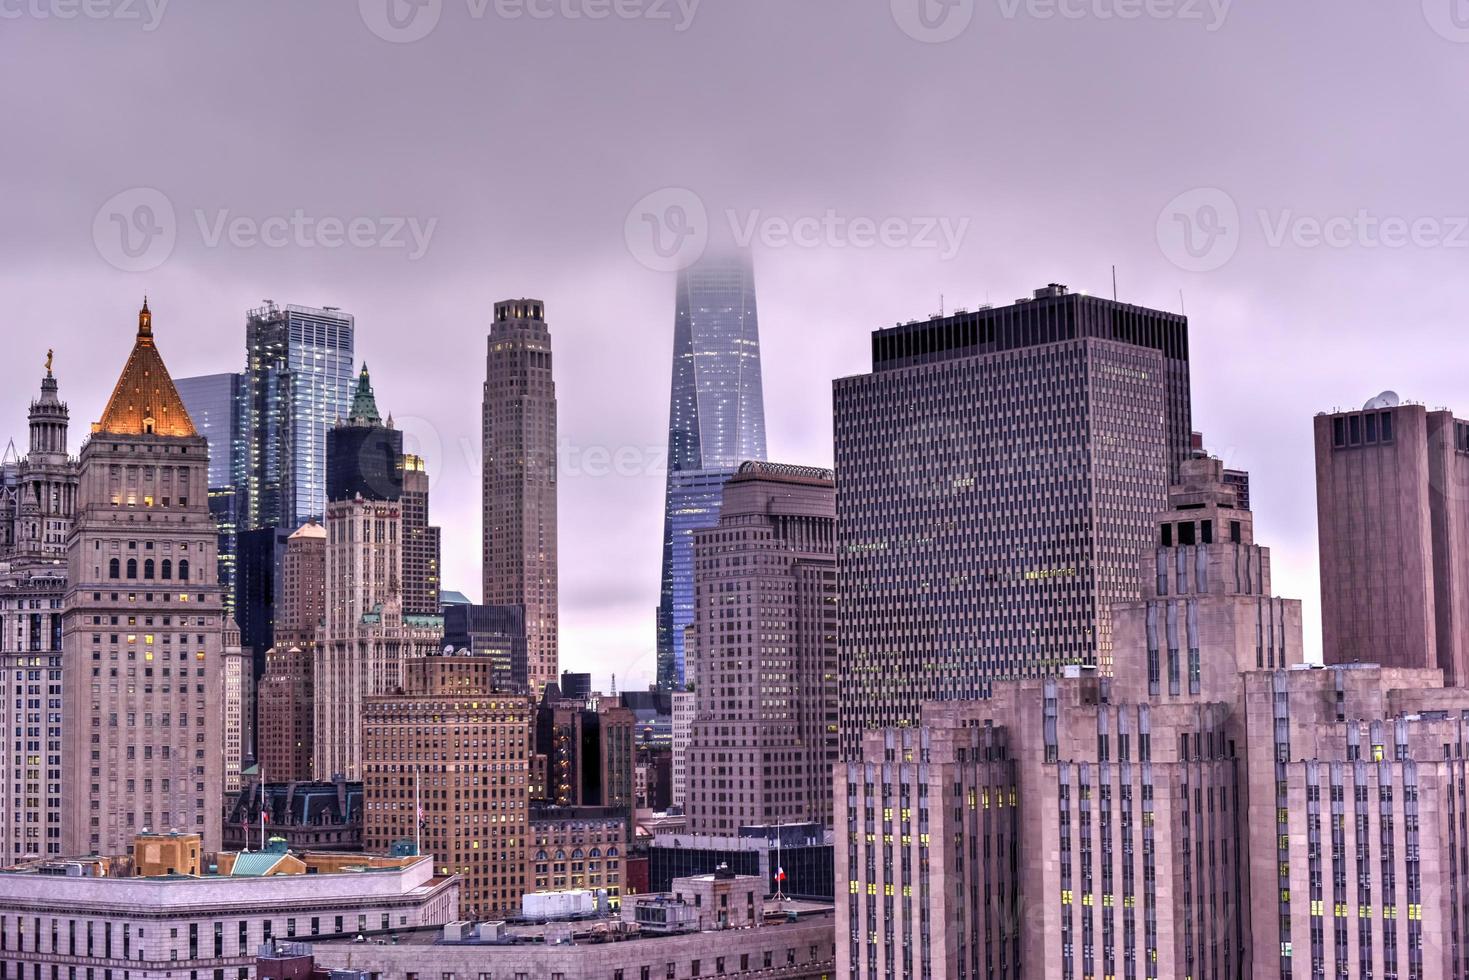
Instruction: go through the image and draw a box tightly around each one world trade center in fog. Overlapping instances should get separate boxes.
[655,249,767,690]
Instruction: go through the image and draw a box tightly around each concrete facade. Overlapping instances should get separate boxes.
[0,852,457,980]
[362,656,533,920]
[1315,400,1469,683]
[307,912,834,980]
[840,456,1469,978]
[482,299,558,698]
[833,284,1191,759]
[61,302,225,855]
[528,805,627,900]
[685,462,838,835]
[258,523,325,782]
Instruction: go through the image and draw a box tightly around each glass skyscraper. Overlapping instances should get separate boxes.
[176,371,249,624]
[244,302,355,532]
[656,250,767,689]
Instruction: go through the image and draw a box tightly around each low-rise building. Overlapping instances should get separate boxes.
[0,833,458,978]
[293,873,835,980]
[528,805,627,901]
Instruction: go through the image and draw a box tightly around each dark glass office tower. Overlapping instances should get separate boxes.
[176,372,249,624]
[655,250,768,689]
[245,302,355,531]
[833,283,1192,759]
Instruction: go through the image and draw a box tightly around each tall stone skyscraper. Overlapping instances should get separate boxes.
[684,462,838,835]
[257,521,326,782]
[656,250,767,690]
[482,299,558,696]
[401,453,441,617]
[1315,393,1469,683]
[832,283,1191,759]
[0,356,78,860]
[363,656,533,920]
[61,300,225,854]
[313,367,440,780]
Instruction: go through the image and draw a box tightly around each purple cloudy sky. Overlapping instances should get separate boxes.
[3,0,1466,689]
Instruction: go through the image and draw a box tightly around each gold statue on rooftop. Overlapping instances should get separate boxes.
[45,349,53,375]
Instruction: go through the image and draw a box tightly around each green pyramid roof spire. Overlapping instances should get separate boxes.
[349,363,381,424]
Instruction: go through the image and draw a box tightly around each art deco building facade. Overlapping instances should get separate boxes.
[401,453,441,617]
[314,368,441,781]
[833,283,1191,758]
[657,251,768,689]
[482,299,558,696]
[840,456,1469,978]
[0,361,77,861]
[257,521,325,782]
[1315,395,1469,682]
[685,462,838,835]
[60,301,225,855]
[362,655,533,920]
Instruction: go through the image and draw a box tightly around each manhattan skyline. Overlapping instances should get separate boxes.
[6,3,1469,688]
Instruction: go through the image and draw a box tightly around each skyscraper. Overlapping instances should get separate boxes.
[1314,393,1469,682]
[0,357,76,860]
[832,283,1191,759]
[62,300,225,854]
[257,521,326,782]
[363,655,533,920]
[313,366,441,780]
[482,299,558,696]
[684,462,838,835]
[244,302,355,532]
[176,372,248,623]
[656,250,767,689]
[401,453,441,617]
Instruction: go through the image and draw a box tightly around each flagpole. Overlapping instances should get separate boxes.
[259,764,266,851]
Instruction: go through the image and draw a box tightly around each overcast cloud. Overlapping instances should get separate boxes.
[3,0,1467,689]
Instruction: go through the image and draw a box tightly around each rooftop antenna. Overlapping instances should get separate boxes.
[1111,265,1118,301]
[939,293,944,317]
[611,673,617,697]
[1179,289,1187,316]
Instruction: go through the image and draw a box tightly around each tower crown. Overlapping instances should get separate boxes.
[93,299,197,437]
[348,363,382,425]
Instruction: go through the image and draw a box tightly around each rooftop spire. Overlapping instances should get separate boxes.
[349,363,382,424]
[94,298,196,438]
